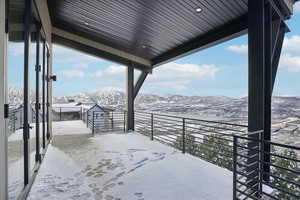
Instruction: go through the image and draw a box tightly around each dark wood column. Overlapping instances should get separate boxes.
[248,0,287,185]
[126,65,134,131]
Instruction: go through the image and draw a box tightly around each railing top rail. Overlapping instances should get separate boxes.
[135,111,248,128]
[52,106,82,109]
[236,130,264,137]
[234,131,300,151]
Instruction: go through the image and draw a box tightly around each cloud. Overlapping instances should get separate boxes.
[53,44,103,63]
[279,54,300,72]
[90,63,220,90]
[143,63,220,90]
[72,63,88,69]
[150,63,220,81]
[226,45,248,54]
[59,70,86,78]
[226,35,300,54]
[226,35,300,73]
[294,2,300,13]
[8,43,103,65]
[93,65,126,78]
[104,65,126,75]
[282,35,300,53]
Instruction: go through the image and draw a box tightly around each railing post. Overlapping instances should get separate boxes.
[123,111,126,132]
[13,113,16,132]
[111,112,114,130]
[60,107,62,121]
[259,131,264,197]
[86,112,88,127]
[233,136,238,200]
[151,113,154,140]
[92,111,95,135]
[182,118,185,154]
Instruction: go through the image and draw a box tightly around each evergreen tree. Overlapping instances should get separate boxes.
[271,149,300,200]
[198,134,233,170]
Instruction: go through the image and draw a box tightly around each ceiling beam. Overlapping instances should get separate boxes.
[152,15,248,67]
[33,0,52,43]
[52,27,152,68]
[272,23,286,93]
[9,23,36,32]
[134,71,148,99]
[53,35,151,72]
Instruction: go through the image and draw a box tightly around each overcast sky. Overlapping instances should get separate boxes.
[8,2,300,97]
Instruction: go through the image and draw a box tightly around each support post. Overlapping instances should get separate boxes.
[182,118,186,154]
[151,113,154,140]
[23,0,32,186]
[133,71,148,99]
[92,111,95,135]
[123,111,126,132]
[233,137,238,200]
[35,25,41,162]
[272,24,285,93]
[46,51,50,140]
[42,41,46,148]
[248,0,265,191]
[126,66,134,131]
[0,0,8,198]
[111,112,114,129]
[87,112,88,127]
[263,3,273,183]
[48,45,53,139]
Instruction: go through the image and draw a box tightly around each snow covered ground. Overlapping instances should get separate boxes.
[27,121,232,200]
[51,120,91,136]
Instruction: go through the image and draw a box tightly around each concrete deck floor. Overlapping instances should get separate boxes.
[27,120,232,200]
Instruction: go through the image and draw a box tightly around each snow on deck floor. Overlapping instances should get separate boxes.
[28,121,232,200]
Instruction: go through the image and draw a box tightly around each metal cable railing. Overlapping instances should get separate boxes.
[52,106,83,121]
[135,111,248,170]
[8,107,22,135]
[84,111,127,134]
[233,132,300,200]
[135,111,300,200]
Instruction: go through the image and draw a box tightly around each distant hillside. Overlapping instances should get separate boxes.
[8,86,300,120]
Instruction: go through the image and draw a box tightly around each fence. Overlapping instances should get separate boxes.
[135,111,248,170]
[8,107,22,134]
[84,111,126,134]
[52,106,83,121]
[8,106,40,136]
[135,111,300,200]
[233,131,300,200]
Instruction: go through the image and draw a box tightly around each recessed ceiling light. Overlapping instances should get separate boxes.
[84,21,89,26]
[142,45,147,49]
[195,8,202,13]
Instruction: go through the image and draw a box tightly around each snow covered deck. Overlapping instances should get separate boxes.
[28,121,233,200]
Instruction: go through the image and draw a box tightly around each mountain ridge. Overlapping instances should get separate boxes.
[8,86,300,120]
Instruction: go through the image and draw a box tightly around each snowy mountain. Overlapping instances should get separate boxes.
[8,85,300,120]
[53,88,300,120]
[8,85,35,107]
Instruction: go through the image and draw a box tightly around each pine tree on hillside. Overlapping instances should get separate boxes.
[271,149,300,200]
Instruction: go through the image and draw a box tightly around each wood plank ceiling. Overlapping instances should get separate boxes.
[48,0,248,64]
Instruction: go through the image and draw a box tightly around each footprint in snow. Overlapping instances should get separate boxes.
[105,194,114,200]
[103,183,116,191]
[134,192,144,200]
[134,158,149,165]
